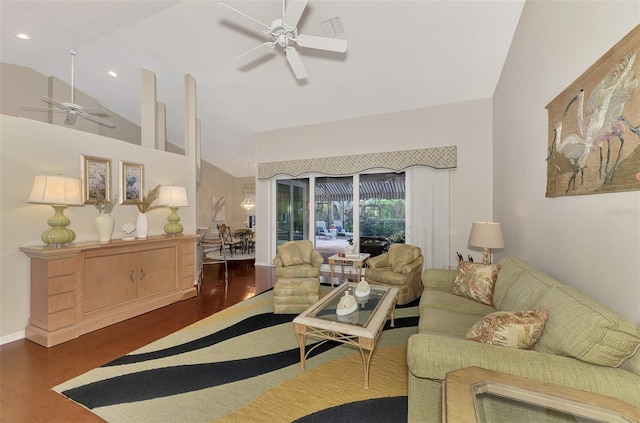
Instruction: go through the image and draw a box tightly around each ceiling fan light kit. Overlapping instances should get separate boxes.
[219,0,348,80]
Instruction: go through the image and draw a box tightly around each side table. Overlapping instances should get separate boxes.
[328,253,371,287]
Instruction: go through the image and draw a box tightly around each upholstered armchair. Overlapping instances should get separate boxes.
[365,243,424,304]
[272,240,324,314]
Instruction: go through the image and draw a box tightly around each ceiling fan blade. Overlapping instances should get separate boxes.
[282,0,308,29]
[296,35,347,53]
[39,95,69,110]
[218,2,270,30]
[285,46,307,80]
[20,106,66,113]
[79,108,111,116]
[235,42,275,61]
[77,110,116,128]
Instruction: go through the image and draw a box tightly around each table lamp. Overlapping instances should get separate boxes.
[28,175,83,247]
[158,185,188,235]
[468,221,504,264]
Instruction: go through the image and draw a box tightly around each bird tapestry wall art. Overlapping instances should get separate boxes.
[546,24,640,198]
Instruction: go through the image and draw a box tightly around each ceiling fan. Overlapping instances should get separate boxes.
[219,0,348,80]
[21,49,116,128]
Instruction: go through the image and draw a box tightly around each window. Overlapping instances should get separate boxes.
[359,173,405,257]
[313,172,405,260]
[314,176,353,260]
[275,173,406,260]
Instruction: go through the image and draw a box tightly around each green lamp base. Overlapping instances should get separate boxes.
[164,206,184,235]
[42,205,76,247]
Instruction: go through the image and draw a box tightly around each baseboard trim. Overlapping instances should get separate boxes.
[1,330,25,345]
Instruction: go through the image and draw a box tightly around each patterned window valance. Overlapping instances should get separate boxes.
[258,146,457,179]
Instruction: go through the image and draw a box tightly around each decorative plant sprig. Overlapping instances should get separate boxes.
[92,189,117,215]
[136,184,161,213]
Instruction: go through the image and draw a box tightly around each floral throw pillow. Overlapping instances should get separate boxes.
[450,263,500,306]
[465,306,550,349]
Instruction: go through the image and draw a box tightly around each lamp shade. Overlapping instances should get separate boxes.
[28,175,83,205]
[468,222,504,249]
[158,186,188,207]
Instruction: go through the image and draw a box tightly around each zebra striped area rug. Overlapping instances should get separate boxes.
[54,287,420,422]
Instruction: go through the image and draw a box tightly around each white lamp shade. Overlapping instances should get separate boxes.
[28,175,83,205]
[158,186,188,207]
[468,221,504,249]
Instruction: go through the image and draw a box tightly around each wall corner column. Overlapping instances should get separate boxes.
[141,68,157,149]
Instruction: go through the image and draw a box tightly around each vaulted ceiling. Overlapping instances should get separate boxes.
[1,0,524,177]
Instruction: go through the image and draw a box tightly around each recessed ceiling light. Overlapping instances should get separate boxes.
[15,33,31,40]
[107,70,118,78]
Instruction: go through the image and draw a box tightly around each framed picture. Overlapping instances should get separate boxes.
[546,25,640,197]
[120,161,144,204]
[211,195,226,222]
[81,155,111,204]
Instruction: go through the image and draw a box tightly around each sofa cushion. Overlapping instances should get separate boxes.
[451,262,500,306]
[465,306,550,349]
[418,307,486,338]
[498,268,559,312]
[620,349,640,376]
[277,243,305,266]
[366,269,408,286]
[275,263,320,279]
[295,240,314,264]
[492,256,528,308]
[533,285,640,367]
[389,244,415,272]
[419,290,496,317]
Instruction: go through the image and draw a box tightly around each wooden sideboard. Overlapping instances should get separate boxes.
[20,235,199,347]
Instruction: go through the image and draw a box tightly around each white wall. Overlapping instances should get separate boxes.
[0,115,197,342]
[254,99,494,268]
[494,1,640,323]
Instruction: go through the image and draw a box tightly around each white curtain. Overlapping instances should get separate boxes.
[406,167,450,269]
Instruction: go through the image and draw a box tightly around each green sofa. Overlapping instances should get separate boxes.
[407,256,640,422]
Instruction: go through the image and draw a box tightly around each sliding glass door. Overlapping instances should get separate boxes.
[275,173,405,259]
[276,179,309,245]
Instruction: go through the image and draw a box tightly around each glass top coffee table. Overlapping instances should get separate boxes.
[443,367,640,422]
[293,282,399,389]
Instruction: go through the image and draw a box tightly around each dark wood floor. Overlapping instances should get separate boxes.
[0,261,257,423]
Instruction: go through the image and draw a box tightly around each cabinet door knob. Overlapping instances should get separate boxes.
[130,270,135,282]
[140,269,146,280]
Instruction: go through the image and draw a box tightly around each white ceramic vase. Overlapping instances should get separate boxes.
[345,242,357,253]
[137,212,149,239]
[95,213,115,243]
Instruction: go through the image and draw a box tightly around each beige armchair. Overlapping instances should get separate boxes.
[272,240,324,314]
[365,243,424,304]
